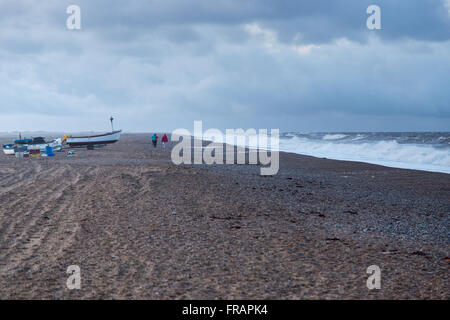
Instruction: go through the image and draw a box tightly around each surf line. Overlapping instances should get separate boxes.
[170,120,280,175]
[182,304,216,318]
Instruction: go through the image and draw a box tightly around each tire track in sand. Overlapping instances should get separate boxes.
[0,165,92,274]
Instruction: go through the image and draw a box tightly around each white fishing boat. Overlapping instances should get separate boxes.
[2,144,15,155]
[64,117,121,148]
[64,130,121,147]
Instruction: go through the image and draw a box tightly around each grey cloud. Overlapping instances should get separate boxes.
[0,0,449,132]
[77,0,450,44]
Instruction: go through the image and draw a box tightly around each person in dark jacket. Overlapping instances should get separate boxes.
[151,133,158,148]
[161,133,168,148]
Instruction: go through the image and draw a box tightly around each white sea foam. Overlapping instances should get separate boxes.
[194,129,450,174]
[322,134,347,140]
[351,134,366,141]
[280,136,450,174]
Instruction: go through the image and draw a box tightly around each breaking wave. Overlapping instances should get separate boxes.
[322,134,348,140]
[280,134,450,174]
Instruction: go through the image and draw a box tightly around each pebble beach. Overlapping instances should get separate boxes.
[0,133,448,299]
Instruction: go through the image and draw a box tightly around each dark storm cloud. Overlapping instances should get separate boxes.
[4,0,448,45]
[76,0,450,43]
[0,0,449,131]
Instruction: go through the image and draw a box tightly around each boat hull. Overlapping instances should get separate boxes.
[2,148,15,155]
[66,131,121,147]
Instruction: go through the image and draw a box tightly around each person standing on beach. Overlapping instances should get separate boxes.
[151,133,158,148]
[161,133,168,148]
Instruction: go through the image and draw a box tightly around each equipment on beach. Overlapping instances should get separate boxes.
[62,134,70,144]
[3,136,60,156]
[14,138,32,144]
[14,146,27,158]
[13,137,63,152]
[29,149,41,158]
[45,146,55,157]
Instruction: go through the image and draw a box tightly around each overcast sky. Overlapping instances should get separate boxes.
[0,0,449,132]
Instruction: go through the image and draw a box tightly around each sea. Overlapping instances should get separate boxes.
[279,132,450,174]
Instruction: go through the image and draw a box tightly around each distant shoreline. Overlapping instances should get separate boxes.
[2,132,449,175]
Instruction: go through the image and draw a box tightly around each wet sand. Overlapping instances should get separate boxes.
[0,133,448,299]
